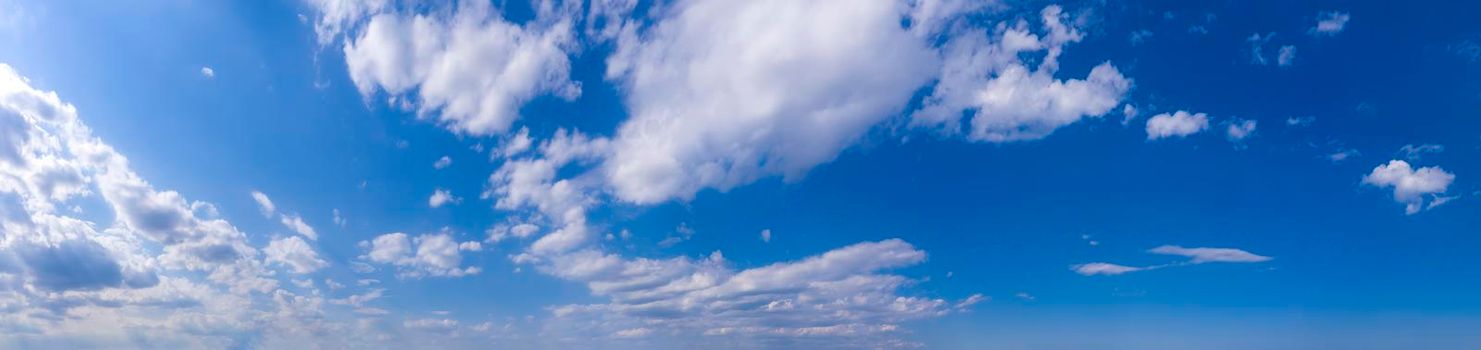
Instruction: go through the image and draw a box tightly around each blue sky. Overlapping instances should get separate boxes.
[0,0,1478,349]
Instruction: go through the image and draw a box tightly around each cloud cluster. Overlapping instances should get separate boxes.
[0,63,378,347]
[1362,160,1457,214]
[913,5,1131,143]
[359,232,482,278]
[542,239,965,345]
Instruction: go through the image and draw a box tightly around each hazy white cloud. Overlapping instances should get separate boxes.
[1226,119,1257,141]
[1146,111,1209,140]
[1072,262,1144,276]
[265,236,329,274]
[1362,160,1456,214]
[251,190,276,217]
[1277,45,1296,66]
[542,239,957,345]
[1247,32,1274,65]
[1076,245,1271,276]
[279,213,318,240]
[1398,144,1444,161]
[200,66,216,78]
[1311,12,1350,35]
[760,229,772,243]
[429,188,461,208]
[1149,245,1272,263]
[1286,116,1315,127]
[433,155,452,169]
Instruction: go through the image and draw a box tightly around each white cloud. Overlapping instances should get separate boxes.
[1121,104,1139,125]
[954,293,987,310]
[1226,119,1257,141]
[1311,12,1350,35]
[1146,111,1209,140]
[1148,245,1272,263]
[1277,45,1296,66]
[428,188,461,208]
[913,5,1131,143]
[1076,245,1271,276]
[332,208,346,227]
[278,213,317,240]
[265,236,329,274]
[200,66,215,78]
[1072,262,1144,276]
[339,1,579,135]
[433,155,452,169]
[541,239,953,344]
[602,0,937,204]
[1329,149,1359,163]
[760,229,771,243]
[0,63,372,345]
[1362,160,1456,214]
[251,190,276,217]
[1286,116,1315,127]
[360,232,481,278]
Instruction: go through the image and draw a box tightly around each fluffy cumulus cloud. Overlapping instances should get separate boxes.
[1362,160,1457,214]
[601,0,938,204]
[913,5,1131,143]
[338,1,580,135]
[359,232,482,278]
[428,188,461,208]
[1145,110,1209,140]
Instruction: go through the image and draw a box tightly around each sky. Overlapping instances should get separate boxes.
[0,0,1478,349]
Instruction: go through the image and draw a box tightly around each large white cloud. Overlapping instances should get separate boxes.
[912,5,1131,142]
[601,0,938,204]
[338,1,579,135]
[1362,160,1456,214]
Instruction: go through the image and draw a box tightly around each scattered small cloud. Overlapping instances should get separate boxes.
[1277,45,1296,66]
[1398,144,1444,161]
[433,156,452,169]
[1247,32,1274,65]
[1226,119,1257,141]
[760,229,772,243]
[1129,29,1153,45]
[1146,111,1210,140]
[1286,116,1316,127]
[251,190,276,217]
[429,188,462,208]
[1310,12,1351,36]
[200,66,215,78]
